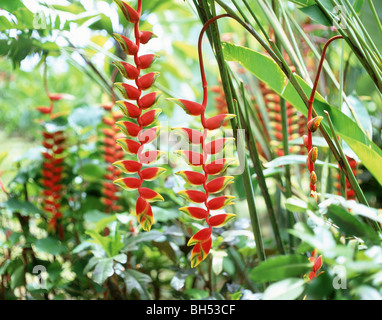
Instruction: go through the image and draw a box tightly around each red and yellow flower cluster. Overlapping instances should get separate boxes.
[100,103,124,213]
[37,93,67,239]
[112,0,165,231]
[170,98,236,268]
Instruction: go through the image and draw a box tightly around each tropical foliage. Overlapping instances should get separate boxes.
[0,0,381,301]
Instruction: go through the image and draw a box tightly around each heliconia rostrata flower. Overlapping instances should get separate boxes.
[100,103,124,213]
[255,81,306,158]
[212,80,307,160]
[304,94,324,201]
[307,249,323,281]
[37,93,67,239]
[304,35,343,201]
[112,0,165,232]
[303,115,322,202]
[170,99,236,268]
[168,15,237,266]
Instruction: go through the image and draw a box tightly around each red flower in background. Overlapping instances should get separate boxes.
[37,93,68,239]
[100,104,124,213]
[307,249,324,281]
[255,82,307,158]
[336,156,358,200]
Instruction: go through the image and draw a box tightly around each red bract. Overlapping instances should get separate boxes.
[336,156,358,200]
[304,36,343,201]
[254,82,307,159]
[169,67,237,268]
[39,120,66,238]
[112,0,164,232]
[100,105,124,213]
[35,86,69,239]
[307,249,324,281]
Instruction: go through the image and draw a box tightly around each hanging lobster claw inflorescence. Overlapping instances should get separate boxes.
[112,0,165,232]
[169,15,237,268]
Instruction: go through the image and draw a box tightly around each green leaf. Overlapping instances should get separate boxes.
[94,215,117,234]
[152,241,177,263]
[1,198,41,216]
[34,237,65,255]
[92,258,114,285]
[89,14,113,35]
[264,155,338,169]
[222,42,382,186]
[250,255,311,283]
[290,222,336,252]
[50,3,86,14]
[285,197,308,213]
[152,207,180,222]
[0,0,25,12]
[170,271,191,291]
[263,278,306,300]
[353,0,365,13]
[76,162,106,183]
[326,204,380,245]
[86,230,124,258]
[183,288,209,300]
[342,95,372,139]
[124,269,152,300]
[123,230,164,252]
[11,265,25,290]
[0,16,14,30]
[288,0,316,6]
[299,5,332,26]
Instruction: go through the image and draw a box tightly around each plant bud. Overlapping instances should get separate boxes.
[307,116,323,132]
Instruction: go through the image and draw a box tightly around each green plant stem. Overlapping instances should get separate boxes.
[338,39,347,199]
[342,0,382,66]
[215,0,369,206]
[234,100,266,262]
[367,0,382,37]
[227,246,257,291]
[315,0,382,93]
[254,0,311,82]
[239,82,286,255]
[196,2,268,260]
[323,111,369,207]
[272,0,295,252]
[284,7,364,133]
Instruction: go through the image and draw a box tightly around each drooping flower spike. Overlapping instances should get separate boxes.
[169,14,236,268]
[112,0,165,232]
[100,103,124,213]
[37,92,69,239]
[256,82,307,158]
[304,35,343,201]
